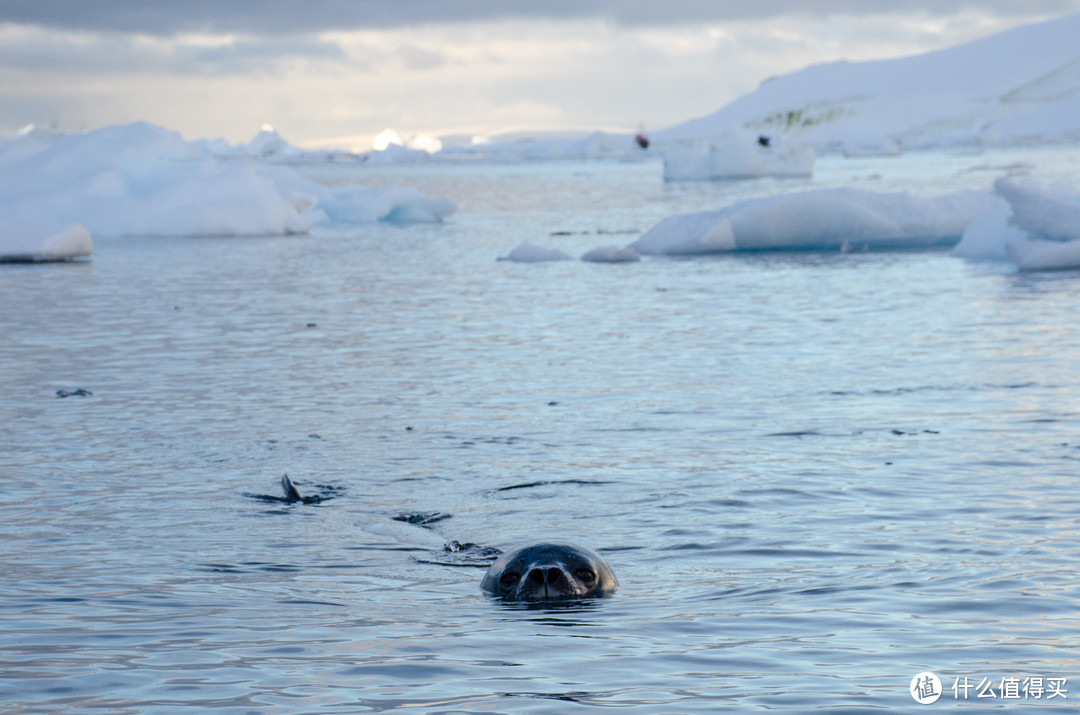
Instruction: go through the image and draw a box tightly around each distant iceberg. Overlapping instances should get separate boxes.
[372,128,443,155]
[0,223,92,263]
[663,129,814,181]
[443,130,644,163]
[240,124,304,158]
[0,121,455,261]
[631,188,996,255]
[498,242,572,262]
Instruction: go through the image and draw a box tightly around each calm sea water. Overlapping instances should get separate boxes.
[3,147,1080,712]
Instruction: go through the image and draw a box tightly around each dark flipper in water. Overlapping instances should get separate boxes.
[392,511,452,527]
[244,474,339,504]
[281,474,304,502]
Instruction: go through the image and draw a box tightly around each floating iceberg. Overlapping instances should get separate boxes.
[498,243,572,262]
[0,222,92,262]
[995,177,1080,242]
[1007,238,1080,271]
[364,128,444,163]
[0,122,312,240]
[373,128,443,154]
[241,124,304,158]
[978,178,1080,271]
[631,188,996,255]
[663,129,814,181]
[0,121,456,261]
[949,200,1025,261]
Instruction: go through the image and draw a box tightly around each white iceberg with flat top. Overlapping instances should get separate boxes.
[632,188,995,255]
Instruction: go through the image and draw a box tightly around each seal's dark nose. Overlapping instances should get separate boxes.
[527,567,563,585]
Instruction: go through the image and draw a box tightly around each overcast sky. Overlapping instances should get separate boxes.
[2,1,1079,149]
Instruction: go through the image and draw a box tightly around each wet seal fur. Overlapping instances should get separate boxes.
[481,542,617,601]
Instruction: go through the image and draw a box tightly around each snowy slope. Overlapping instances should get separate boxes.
[657,13,1080,152]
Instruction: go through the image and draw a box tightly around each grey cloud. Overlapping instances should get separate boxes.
[0,34,352,76]
[3,0,1080,36]
[0,35,172,74]
[397,45,447,71]
[183,37,349,75]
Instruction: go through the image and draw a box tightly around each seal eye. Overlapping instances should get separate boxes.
[574,569,596,583]
[499,571,520,589]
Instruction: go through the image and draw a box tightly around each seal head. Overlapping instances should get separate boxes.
[480,542,617,601]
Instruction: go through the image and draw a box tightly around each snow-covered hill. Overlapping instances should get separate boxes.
[657,13,1080,153]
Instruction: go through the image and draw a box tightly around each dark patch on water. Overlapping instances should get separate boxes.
[495,479,612,492]
[830,381,1040,397]
[276,599,346,607]
[706,498,752,508]
[199,563,243,573]
[199,561,303,573]
[443,432,528,448]
[392,511,451,527]
[508,690,590,703]
[55,388,92,398]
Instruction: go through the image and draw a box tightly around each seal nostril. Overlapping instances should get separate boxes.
[481,544,617,600]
